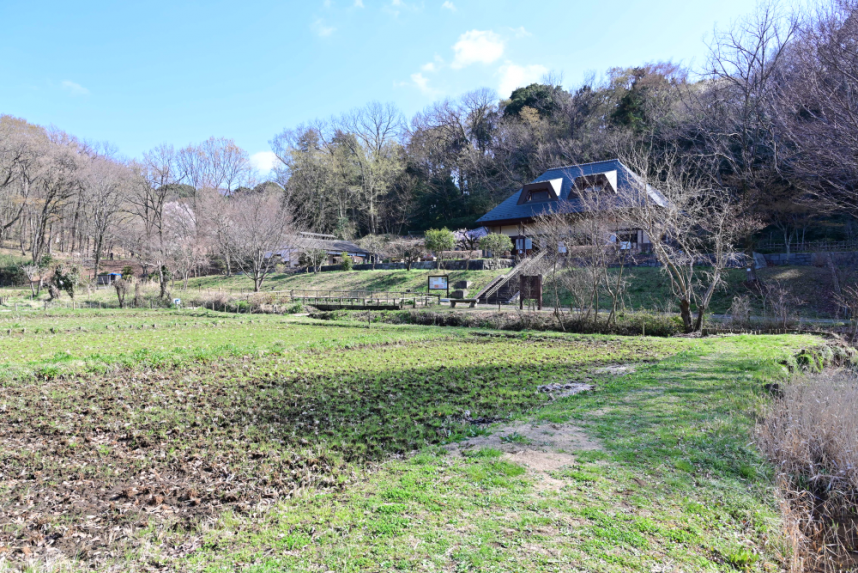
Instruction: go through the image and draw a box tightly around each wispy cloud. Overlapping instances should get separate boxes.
[250,151,279,173]
[441,1,456,11]
[451,30,504,69]
[312,19,335,37]
[497,63,548,97]
[354,0,364,6]
[61,80,89,96]
[410,72,432,94]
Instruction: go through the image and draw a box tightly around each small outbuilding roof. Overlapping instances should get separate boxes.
[476,159,668,225]
[268,235,371,259]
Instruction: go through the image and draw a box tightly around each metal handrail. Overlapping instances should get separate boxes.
[477,251,546,302]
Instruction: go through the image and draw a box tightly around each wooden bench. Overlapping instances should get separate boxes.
[450,298,478,308]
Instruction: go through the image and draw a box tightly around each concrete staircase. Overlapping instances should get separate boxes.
[475,251,546,305]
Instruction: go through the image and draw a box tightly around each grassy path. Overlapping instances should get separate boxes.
[182,335,813,572]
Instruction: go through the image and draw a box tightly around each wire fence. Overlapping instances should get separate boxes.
[756,239,858,253]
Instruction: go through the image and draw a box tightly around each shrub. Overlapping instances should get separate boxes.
[727,295,752,328]
[424,228,456,269]
[121,265,135,280]
[340,252,353,271]
[479,233,513,259]
[309,309,682,336]
[757,372,858,570]
[50,264,80,300]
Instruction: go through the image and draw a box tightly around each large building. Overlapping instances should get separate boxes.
[476,159,667,257]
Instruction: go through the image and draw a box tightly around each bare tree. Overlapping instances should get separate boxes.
[163,201,207,289]
[357,233,387,270]
[29,133,84,265]
[300,248,328,273]
[703,1,798,202]
[623,152,758,332]
[776,0,858,215]
[176,137,255,202]
[225,192,294,291]
[83,156,131,276]
[0,116,42,246]
[388,237,426,271]
[335,102,404,234]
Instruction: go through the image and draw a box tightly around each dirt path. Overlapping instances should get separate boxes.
[444,420,602,477]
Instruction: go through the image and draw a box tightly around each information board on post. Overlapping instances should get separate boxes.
[519,275,543,310]
[427,275,449,298]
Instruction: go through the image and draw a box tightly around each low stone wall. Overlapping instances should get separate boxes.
[314,258,514,273]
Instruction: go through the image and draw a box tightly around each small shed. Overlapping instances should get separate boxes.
[96,272,122,286]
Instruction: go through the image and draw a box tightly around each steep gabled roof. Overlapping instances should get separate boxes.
[476,159,668,225]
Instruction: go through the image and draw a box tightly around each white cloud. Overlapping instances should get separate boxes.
[509,26,530,38]
[442,1,456,11]
[61,80,89,96]
[497,63,548,97]
[421,61,437,72]
[410,72,432,93]
[312,19,335,37]
[250,151,279,173]
[451,30,504,69]
[354,0,364,6]
[392,0,402,5]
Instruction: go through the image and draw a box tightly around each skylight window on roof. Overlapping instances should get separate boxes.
[574,170,617,194]
[526,190,551,202]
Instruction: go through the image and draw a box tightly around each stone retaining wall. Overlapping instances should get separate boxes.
[314,258,514,273]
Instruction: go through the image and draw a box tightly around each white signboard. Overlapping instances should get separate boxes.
[428,276,448,290]
[173,298,182,306]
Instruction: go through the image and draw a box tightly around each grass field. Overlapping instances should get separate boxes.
[181,264,854,318]
[0,307,823,571]
[0,260,850,320]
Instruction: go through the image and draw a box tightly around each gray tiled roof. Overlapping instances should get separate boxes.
[270,236,371,258]
[476,159,667,225]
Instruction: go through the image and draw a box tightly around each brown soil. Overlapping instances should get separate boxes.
[444,420,602,479]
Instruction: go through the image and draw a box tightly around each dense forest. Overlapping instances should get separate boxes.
[1,0,858,278]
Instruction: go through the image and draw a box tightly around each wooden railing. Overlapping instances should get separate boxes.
[285,289,441,309]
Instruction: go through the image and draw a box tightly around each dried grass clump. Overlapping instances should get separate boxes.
[757,371,858,571]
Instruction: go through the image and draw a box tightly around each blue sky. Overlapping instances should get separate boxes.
[0,0,758,172]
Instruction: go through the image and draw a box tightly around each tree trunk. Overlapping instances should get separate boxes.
[693,305,707,333]
[159,267,168,299]
[679,299,693,333]
[93,236,103,278]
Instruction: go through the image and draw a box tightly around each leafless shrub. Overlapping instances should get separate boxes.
[757,371,858,572]
[727,295,752,329]
[133,281,142,308]
[112,278,129,308]
[762,279,804,329]
[836,284,858,345]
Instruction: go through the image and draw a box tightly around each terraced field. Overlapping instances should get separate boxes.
[0,309,819,571]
